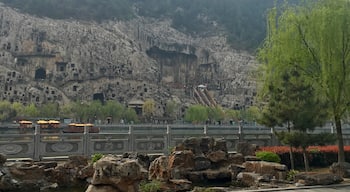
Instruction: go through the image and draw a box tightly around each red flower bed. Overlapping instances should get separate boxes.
[259,145,350,154]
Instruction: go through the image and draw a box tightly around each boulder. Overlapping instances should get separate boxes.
[194,156,211,171]
[295,172,343,185]
[227,153,245,165]
[51,155,91,186]
[330,162,350,178]
[0,153,7,166]
[90,155,148,192]
[186,168,232,183]
[236,142,258,156]
[237,172,260,187]
[148,155,170,181]
[206,150,227,163]
[168,150,195,179]
[243,161,287,180]
[165,179,192,192]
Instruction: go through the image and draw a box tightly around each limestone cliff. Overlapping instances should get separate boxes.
[0,4,258,116]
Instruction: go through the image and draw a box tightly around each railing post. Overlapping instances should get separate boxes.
[83,125,88,157]
[238,121,243,141]
[33,125,40,161]
[166,125,171,155]
[204,125,207,135]
[129,125,134,152]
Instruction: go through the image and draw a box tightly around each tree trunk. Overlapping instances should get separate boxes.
[302,147,310,172]
[335,115,345,163]
[289,146,295,170]
[287,121,295,170]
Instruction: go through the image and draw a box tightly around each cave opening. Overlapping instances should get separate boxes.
[93,93,104,104]
[35,68,46,80]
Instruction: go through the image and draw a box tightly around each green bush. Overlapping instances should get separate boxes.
[139,180,161,192]
[91,153,104,163]
[256,151,281,163]
[286,169,299,181]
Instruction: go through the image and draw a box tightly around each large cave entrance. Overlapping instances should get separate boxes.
[93,93,105,104]
[35,68,46,80]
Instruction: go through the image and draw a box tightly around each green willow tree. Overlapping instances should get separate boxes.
[258,0,350,163]
[184,105,208,124]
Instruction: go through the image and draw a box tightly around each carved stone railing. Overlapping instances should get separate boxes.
[0,124,346,161]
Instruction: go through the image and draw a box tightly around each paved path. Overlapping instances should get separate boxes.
[232,183,350,192]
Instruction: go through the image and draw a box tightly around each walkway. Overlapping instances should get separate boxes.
[233,183,350,192]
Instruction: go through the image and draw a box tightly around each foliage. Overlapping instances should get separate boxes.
[0,0,134,21]
[258,0,350,163]
[139,180,161,192]
[240,106,261,122]
[207,106,225,123]
[142,99,156,122]
[123,108,139,124]
[224,109,240,123]
[91,153,103,163]
[23,103,39,117]
[286,169,299,181]
[134,0,280,51]
[0,99,139,124]
[255,151,281,163]
[164,100,178,118]
[184,105,208,124]
[39,102,59,118]
[260,145,350,168]
[275,132,336,150]
[100,100,125,123]
[0,100,16,122]
[0,0,296,51]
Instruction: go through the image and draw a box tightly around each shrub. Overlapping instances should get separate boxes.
[256,151,281,163]
[139,180,161,192]
[91,153,103,163]
[259,145,350,168]
[286,169,299,181]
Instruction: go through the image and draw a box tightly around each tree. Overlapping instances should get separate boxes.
[184,105,208,124]
[39,102,59,118]
[23,103,39,118]
[100,100,124,123]
[164,100,178,119]
[258,0,350,163]
[207,106,225,124]
[276,131,335,171]
[0,100,16,122]
[11,102,24,118]
[142,99,156,122]
[123,108,139,124]
[257,68,329,170]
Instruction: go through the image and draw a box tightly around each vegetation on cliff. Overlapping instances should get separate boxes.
[0,0,298,51]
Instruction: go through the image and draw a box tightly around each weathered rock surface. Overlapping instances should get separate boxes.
[295,172,343,186]
[0,155,93,192]
[88,154,148,192]
[0,3,258,115]
[330,162,350,178]
[243,161,288,180]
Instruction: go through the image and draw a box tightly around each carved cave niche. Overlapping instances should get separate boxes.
[56,62,67,72]
[35,67,46,80]
[93,93,104,104]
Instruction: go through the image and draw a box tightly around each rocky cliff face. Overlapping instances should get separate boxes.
[0,3,258,116]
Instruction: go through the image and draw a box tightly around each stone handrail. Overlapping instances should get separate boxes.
[0,124,345,161]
